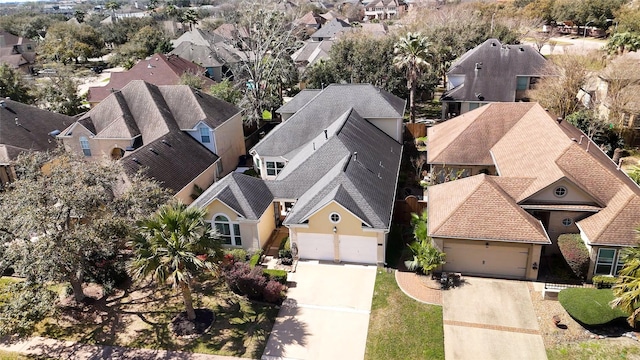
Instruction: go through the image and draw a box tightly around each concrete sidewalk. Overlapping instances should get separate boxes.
[0,336,247,360]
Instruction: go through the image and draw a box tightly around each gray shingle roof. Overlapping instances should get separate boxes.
[442,39,548,102]
[276,89,321,115]
[190,172,274,220]
[253,84,405,157]
[121,131,219,193]
[0,99,74,163]
[310,18,351,40]
[170,42,224,68]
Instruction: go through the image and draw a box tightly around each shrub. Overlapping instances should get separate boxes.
[263,280,285,304]
[592,275,617,289]
[224,248,248,262]
[249,250,263,268]
[263,269,288,285]
[558,288,627,326]
[557,234,590,279]
[279,237,291,251]
[222,262,286,303]
[279,249,293,265]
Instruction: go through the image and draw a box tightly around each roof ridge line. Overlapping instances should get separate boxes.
[585,191,635,241]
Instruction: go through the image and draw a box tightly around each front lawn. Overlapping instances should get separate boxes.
[547,338,640,360]
[364,270,444,360]
[32,276,279,358]
[558,288,628,326]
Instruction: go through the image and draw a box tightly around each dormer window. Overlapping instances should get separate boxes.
[199,127,211,143]
[266,161,285,176]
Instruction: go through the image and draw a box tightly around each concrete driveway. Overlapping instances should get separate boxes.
[262,261,377,360]
[443,277,547,360]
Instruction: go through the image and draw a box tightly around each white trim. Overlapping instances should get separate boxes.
[211,212,242,246]
[329,212,341,224]
[58,121,95,138]
[489,150,501,176]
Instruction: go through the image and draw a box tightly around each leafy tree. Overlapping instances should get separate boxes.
[105,1,121,15]
[614,4,640,34]
[180,9,199,31]
[129,202,221,320]
[394,32,432,123]
[551,0,626,29]
[32,73,86,116]
[404,211,446,275]
[605,32,640,55]
[0,282,57,337]
[0,63,35,104]
[610,245,640,327]
[74,10,86,23]
[111,25,172,66]
[208,79,242,105]
[0,150,170,303]
[101,17,156,46]
[179,71,205,90]
[40,22,104,64]
[627,166,640,185]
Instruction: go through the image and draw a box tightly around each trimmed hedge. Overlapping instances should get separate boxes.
[592,275,617,289]
[249,250,263,268]
[558,234,590,279]
[263,269,288,285]
[558,288,627,326]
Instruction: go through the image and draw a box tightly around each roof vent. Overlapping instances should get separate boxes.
[475,62,482,70]
[491,42,497,46]
[379,160,384,168]
[125,146,135,151]
[353,151,358,161]
[313,142,316,150]
[324,129,328,139]
[556,117,563,124]
[519,47,525,52]
[14,117,19,125]
[0,100,5,108]
[132,158,141,164]
[571,138,577,142]
[377,172,382,179]
[48,129,61,137]
[147,62,153,68]
[161,139,171,146]
[149,148,158,154]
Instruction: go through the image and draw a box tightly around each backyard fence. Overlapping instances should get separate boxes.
[405,123,427,139]
[394,195,428,225]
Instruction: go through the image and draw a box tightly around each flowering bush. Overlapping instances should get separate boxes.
[222,262,285,304]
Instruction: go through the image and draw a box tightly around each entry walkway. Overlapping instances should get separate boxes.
[0,336,245,360]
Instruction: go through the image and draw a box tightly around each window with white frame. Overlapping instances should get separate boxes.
[213,214,241,246]
[80,136,91,156]
[595,248,625,276]
[199,127,211,143]
[266,161,285,176]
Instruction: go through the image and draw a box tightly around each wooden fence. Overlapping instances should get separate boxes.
[405,123,427,139]
[394,195,428,225]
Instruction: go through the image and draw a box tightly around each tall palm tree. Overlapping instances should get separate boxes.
[129,202,220,320]
[610,245,640,327]
[393,32,432,123]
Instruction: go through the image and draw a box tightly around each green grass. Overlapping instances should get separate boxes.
[0,350,53,360]
[558,288,628,326]
[547,339,640,360]
[364,270,444,360]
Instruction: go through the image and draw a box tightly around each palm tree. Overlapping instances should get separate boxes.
[129,202,220,320]
[610,246,640,327]
[393,32,432,123]
[405,210,445,274]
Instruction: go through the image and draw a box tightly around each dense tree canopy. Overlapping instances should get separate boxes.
[0,150,170,305]
[0,64,35,104]
[40,22,104,64]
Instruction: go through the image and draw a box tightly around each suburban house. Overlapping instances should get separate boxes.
[190,84,405,264]
[0,99,74,189]
[86,54,215,106]
[584,52,640,145]
[292,40,334,74]
[59,80,245,203]
[363,0,405,20]
[310,18,352,41]
[441,39,548,119]
[294,11,326,35]
[170,28,246,82]
[0,30,36,74]
[427,102,640,281]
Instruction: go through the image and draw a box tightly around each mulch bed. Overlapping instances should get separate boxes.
[170,308,215,337]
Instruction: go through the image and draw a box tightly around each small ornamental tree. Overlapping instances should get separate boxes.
[404,210,445,274]
[557,233,590,279]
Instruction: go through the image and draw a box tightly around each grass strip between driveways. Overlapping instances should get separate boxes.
[364,270,444,360]
[547,339,640,360]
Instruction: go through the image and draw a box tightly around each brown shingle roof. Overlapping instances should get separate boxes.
[87,54,215,103]
[428,174,550,244]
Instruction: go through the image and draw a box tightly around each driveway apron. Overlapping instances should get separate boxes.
[262,261,377,360]
[442,277,547,360]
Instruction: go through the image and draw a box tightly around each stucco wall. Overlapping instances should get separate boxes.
[174,161,218,204]
[368,117,402,143]
[213,113,246,177]
[257,203,276,249]
[295,202,378,238]
[61,125,132,161]
[544,210,591,254]
[202,198,263,252]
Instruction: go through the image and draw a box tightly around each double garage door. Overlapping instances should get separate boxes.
[443,241,529,279]
[297,233,378,264]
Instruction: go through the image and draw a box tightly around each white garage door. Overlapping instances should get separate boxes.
[443,241,529,279]
[297,233,334,261]
[339,235,378,264]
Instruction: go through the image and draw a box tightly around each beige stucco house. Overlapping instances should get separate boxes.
[58,80,244,204]
[191,84,406,263]
[427,102,640,281]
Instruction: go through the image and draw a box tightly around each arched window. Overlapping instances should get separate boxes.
[213,214,241,246]
[80,136,91,156]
